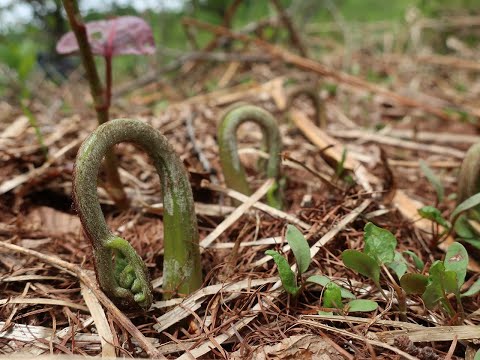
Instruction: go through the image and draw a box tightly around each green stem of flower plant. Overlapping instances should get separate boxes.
[217,104,283,209]
[73,118,202,307]
[61,0,128,209]
[286,84,326,128]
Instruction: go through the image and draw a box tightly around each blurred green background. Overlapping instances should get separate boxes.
[0,0,478,97]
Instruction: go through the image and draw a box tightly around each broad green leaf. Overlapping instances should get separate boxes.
[428,261,458,295]
[286,225,311,275]
[364,222,397,265]
[265,250,299,296]
[306,275,356,299]
[451,193,480,222]
[342,250,380,285]
[388,251,408,279]
[419,160,444,203]
[444,242,468,288]
[454,215,477,239]
[345,299,378,313]
[400,273,428,294]
[461,238,480,250]
[323,282,342,309]
[403,250,425,271]
[443,271,459,294]
[417,206,451,229]
[461,278,480,297]
[422,279,444,309]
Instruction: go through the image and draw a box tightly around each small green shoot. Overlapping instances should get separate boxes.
[418,206,451,229]
[403,250,425,271]
[286,225,311,274]
[342,249,380,286]
[419,160,444,203]
[264,250,300,296]
[306,275,355,299]
[401,242,469,322]
[265,224,311,297]
[321,282,377,314]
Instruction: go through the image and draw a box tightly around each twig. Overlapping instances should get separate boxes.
[202,181,311,230]
[185,112,217,183]
[270,0,308,57]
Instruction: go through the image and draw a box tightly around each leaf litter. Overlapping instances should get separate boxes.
[1,6,480,360]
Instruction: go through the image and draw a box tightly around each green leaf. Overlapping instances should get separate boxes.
[474,349,480,360]
[363,222,397,265]
[317,310,334,316]
[400,273,428,294]
[451,193,480,222]
[286,225,311,275]
[444,242,468,288]
[454,215,477,239]
[461,278,480,297]
[345,299,378,313]
[422,279,444,309]
[342,250,380,285]
[323,282,342,309]
[417,206,451,228]
[419,160,444,203]
[306,275,356,299]
[430,261,457,293]
[403,250,425,271]
[388,251,408,279]
[265,250,299,296]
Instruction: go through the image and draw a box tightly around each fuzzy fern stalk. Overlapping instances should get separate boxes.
[218,104,283,209]
[287,84,326,128]
[73,119,202,306]
[458,143,480,204]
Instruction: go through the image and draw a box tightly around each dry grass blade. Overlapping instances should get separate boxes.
[377,325,480,344]
[203,181,311,230]
[80,283,116,358]
[0,241,164,359]
[0,297,88,312]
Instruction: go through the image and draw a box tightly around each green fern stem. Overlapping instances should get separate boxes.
[73,118,202,308]
[217,104,282,209]
[458,143,480,205]
[287,84,326,128]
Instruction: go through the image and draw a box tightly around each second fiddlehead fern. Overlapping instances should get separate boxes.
[217,104,283,209]
[457,143,480,206]
[73,118,202,308]
[287,84,326,128]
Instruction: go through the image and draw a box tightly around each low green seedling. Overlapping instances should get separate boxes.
[319,281,377,315]
[400,242,480,322]
[341,222,425,319]
[265,224,311,296]
[418,193,480,249]
[418,151,480,249]
[341,222,412,286]
[265,224,373,312]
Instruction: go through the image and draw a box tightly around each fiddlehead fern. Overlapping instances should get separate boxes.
[457,143,480,206]
[287,84,326,128]
[73,118,202,308]
[217,104,283,209]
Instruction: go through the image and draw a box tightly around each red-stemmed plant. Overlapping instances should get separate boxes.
[57,0,155,208]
